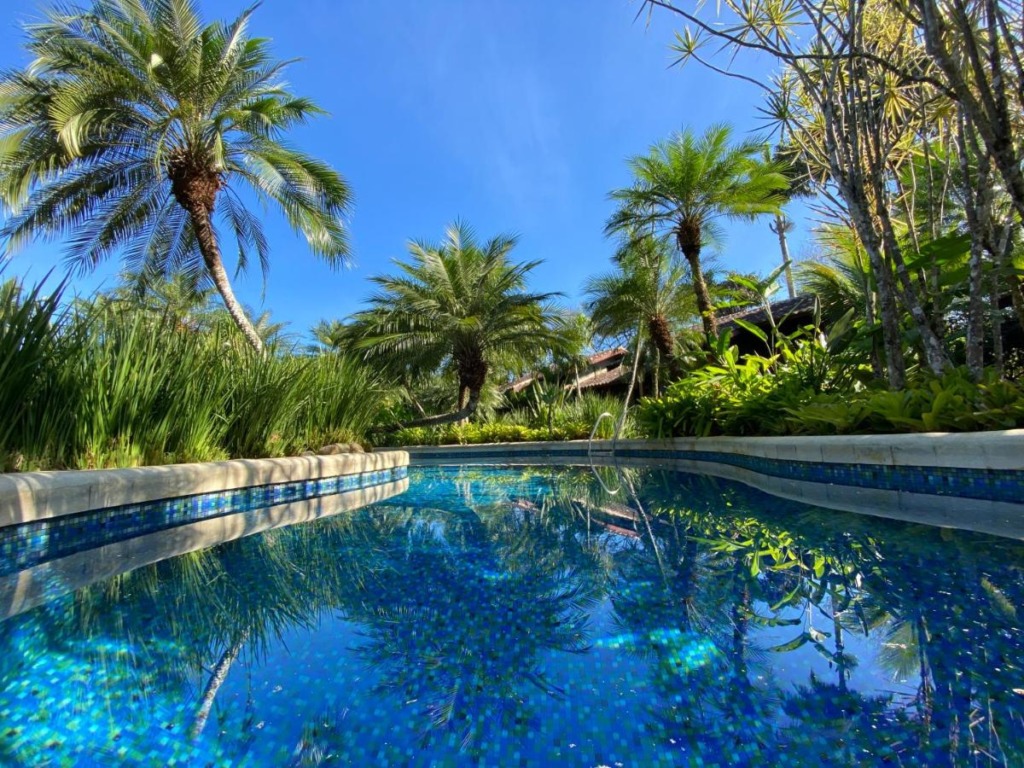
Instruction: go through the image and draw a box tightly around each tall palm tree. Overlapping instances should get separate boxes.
[584,235,696,395]
[607,124,788,341]
[349,221,561,426]
[0,0,352,352]
[767,140,814,300]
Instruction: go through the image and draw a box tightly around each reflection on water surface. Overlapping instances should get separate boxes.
[1,465,1022,766]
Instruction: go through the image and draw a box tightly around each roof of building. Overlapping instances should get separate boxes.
[587,347,628,366]
[572,364,628,391]
[501,346,630,394]
[717,295,817,331]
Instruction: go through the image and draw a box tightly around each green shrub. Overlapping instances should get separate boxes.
[383,391,635,446]
[638,355,1024,438]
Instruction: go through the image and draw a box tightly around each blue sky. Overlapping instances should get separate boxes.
[0,0,814,340]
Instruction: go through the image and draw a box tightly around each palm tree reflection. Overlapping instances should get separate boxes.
[340,485,604,752]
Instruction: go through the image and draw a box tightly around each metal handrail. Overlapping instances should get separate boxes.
[588,411,616,458]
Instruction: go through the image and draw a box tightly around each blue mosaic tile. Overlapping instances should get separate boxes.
[418,447,1024,503]
[2,465,1022,767]
[0,465,408,576]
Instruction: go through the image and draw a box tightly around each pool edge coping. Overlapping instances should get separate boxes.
[0,451,410,527]
[399,431,1024,471]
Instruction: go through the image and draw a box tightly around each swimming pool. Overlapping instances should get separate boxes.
[2,464,1023,766]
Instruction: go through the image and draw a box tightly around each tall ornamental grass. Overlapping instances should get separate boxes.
[0,279,382,471]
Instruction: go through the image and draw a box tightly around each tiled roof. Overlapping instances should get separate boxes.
[501,347,629,394]
[572,364,628,390]
[587,347,628,366]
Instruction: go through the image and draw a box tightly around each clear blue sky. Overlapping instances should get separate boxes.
[0,0,813,340]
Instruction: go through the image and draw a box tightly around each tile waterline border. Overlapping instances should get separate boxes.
[402,433,1024,504]
[0,451,410,526]
[0,465,408,577]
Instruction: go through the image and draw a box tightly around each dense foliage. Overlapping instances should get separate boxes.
[0,278,380,470]
[2,0,1024,464]
[638,341,1024,438]
[379,393,633,446]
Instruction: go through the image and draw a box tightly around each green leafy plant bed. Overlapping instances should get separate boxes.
[379,392,632,447]
[385,423,593,447]
[638,363,1024,438]
[0,280,382,471]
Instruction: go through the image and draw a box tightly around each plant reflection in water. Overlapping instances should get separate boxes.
[1,465,1022,766]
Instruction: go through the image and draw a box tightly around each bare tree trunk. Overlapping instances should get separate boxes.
[186,206,263,353]
[771,213,797,299]
[911,0,1024,225]
[841,187,907,388]
[617,334,644,439]
[958,117,992,380]
[410,395,428,418]
[864,286,885,380]
[191,633,247,740]
[817,84,908,387]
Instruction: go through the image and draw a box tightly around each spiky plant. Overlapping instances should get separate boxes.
[0,0,352,351]
[607,124,788,340]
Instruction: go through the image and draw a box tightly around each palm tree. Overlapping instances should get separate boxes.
[309,319,350,353]
[607,124,788,341]
[349,221,561,426]
[0,0,352,352]
[549,311,594,398]
[767,141,814,300]
[584,235,696,395]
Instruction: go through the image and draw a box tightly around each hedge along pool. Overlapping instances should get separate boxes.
[1,464,1024,766]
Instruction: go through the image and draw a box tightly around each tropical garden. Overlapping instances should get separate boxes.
[2,0,1024,470]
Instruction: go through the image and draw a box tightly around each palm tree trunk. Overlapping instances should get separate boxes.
[652,346,660,398]
[391,387,482,430]
[684,252,717,341]
[186,205,264,353]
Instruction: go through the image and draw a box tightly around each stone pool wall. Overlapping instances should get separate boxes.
[403,432,1024,537]
[403,432,1023,472]
[0,451,410,528]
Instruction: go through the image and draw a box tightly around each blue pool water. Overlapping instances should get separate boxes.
[2,464,1024,766]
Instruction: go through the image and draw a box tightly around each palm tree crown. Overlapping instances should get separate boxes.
[607,123,788,340]
[585,234,696,394]
[0,0,352,352]
[349,221,561,423]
